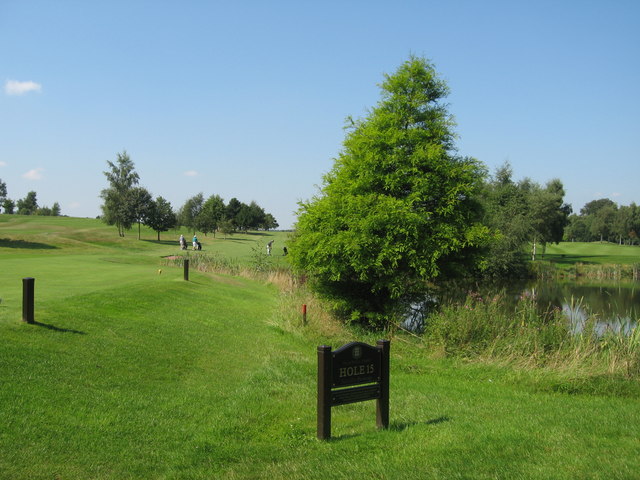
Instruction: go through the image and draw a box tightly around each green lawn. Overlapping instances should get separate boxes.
[544,241,640,266]
[1,216,639,479]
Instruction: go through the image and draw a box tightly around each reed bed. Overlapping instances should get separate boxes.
[422,293,640,378]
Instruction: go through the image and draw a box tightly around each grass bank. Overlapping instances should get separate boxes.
[1,216,639,479]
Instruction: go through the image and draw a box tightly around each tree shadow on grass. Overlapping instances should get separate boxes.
[32,321,86,335]
[0,238,59,250]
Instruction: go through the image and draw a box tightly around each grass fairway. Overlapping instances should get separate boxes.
[2,216,639,479]
[544,242,640,266]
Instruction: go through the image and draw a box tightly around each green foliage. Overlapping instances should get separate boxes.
[479,163,571,273]
[145,196,177,240]
[100,151,140,236]
[290,56,490,328]
[16,191,38,215]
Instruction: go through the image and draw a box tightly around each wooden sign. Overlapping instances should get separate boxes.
[317,340,390,440]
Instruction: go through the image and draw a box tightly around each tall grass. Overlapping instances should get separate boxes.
[422,292,640,378]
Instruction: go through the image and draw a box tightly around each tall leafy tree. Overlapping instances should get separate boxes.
[199,194,226,236]
[127,186,153,240]
[100,151,140,236]
[2,198,15,214]
[178,193,204,234]
[225,197,242,228]
[0,179,7,211]
[289,56,490,328]
[17,191,38,215]
[529,179,572,260]
[262,213,279,231]
[145,196,177,241]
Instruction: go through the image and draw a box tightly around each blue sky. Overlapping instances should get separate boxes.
[1,0,638,229]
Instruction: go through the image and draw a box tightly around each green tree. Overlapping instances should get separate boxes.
[0,179,6,211]
[127,187,153,240]
[51,202,61,216]
[529,179,571,260]
[199,194,225,237]
[262,213,279,231]
[2,198,15,214]
[178,193,204,235]
[289,56,490,328]
[145,196,177,241]
[225,197,242,228]
[17,191,38,215]
[100,151,140,236]
[479,163,531,276]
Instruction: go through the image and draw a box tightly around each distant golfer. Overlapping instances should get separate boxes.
[267,240,274,255]
[192,235,198,250]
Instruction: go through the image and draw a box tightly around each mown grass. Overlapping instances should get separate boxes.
[1,215,639,479]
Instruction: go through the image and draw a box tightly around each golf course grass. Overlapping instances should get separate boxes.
[1,215,639,479]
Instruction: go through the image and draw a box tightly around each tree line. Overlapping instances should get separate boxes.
[564,198,640,245]
[0,180,61,216]
[99,152,278,240]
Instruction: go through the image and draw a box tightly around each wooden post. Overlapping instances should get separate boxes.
[302,304,307,325]
[317,345,332,440]
[22,277,35,324]
[183,259,189,281]
[376,339,390,430]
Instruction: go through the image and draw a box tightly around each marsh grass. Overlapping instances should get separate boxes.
[423,291,640,379]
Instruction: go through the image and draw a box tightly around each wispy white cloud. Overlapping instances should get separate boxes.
[183,170,199,177]
[22,168,44,180]
[5,80,42,96]
[0,161,7,167]
[611,192,622,198]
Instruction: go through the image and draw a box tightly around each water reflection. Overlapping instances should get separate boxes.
[406,279,640,335]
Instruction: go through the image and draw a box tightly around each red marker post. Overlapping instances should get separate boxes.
[302,304,307,325]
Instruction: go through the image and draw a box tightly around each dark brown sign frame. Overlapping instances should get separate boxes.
[317,340,390,440]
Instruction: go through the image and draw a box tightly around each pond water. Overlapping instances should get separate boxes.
[404,278,640,335]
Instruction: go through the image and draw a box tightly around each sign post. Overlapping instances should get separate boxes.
[317,339,390,440]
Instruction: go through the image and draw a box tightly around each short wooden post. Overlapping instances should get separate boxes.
[317,345,332,440]
[183,259,189,281]
[22,277,35,324]
[376,339,390,429]
[302,304,307,325]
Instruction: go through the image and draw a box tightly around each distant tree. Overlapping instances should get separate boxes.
[564,214,589,242]
[100,151,140,236]
[37,206,52,216]
[0,179,6,210]
[178,193,204,234]
[51,202,61,216]
[17,191,38,215]
[199,194,225,236]
[225,197,242,228]
[218,219,235,239]
[528,179,571,260]
[262,213,279,231]
[2,198,15,214]
[289,56,491,328]
[590,204,617,242]
[478,163,531,276]
[127,187,153,240]
[145,196,177,241]
[580,198,617,217]
[235,202,253,231]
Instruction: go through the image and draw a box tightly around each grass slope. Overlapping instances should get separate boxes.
[544,242,640,266]
[1,216,639,479]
